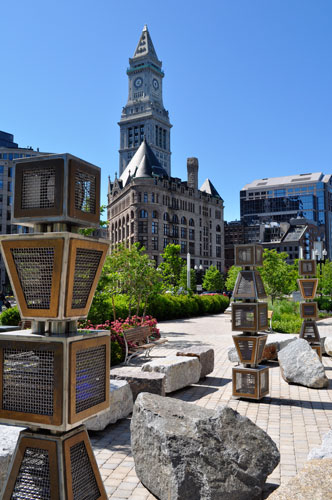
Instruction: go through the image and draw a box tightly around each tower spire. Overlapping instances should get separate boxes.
[133,25,159,62]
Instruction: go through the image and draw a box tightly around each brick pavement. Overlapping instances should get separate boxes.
[90,313,332,499]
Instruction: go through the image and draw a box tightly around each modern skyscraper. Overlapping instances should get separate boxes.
[118,25,172,177]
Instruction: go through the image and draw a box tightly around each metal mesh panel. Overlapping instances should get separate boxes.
[236,339,254,363]
[257,337,266,362]
[235,371,256,395]
[255,246,263,265]
[71,249,103,309]
[301,303,317,318]
[234,272,255,298]
[75,170,96,214]
[11,447,51,499]
[21,167,56,210]
[302,282,315,298]
[2,348,55,415]
[259,307,268,329]
[75,345,106,414]
[299,260,316,276]
[11,247,55,309]
[236,247,253,266]
[255,273,266,297]
[260,370,269,395]
[233,305,255,329]
[300,321,319,341]
[70,440,100,500]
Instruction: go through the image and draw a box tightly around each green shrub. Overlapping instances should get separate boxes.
[110,335,125,366]
[270,300,302,333]
[315,297,332,312]
[146,294,229,321]
[0,306,21,326]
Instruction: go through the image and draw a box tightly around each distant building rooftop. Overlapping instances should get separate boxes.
[0,131,18,149]
[242,172,331,190]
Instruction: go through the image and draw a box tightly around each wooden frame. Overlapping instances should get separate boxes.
[1,238,64,318]
[69,336,110,424]
[298,279,318,300]
[311,344,322,360]
[235,244,263,267]
[14,157,64,219]
[299,320,320,343]
[63,428,107,500]
[232,366,269,400]
[300,302,318,320]
[233,270,266,300]
[65,239,109,317]
[232,334,267,365]
[3,436,59,500]
[68,158,101,225]
[299,259,317,277]
[0,339,63,426]
[231,302,268,332]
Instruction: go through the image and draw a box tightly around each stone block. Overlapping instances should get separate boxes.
[324,336,332,356]
[86,380,133,431]
[176,346,214,378]
[269,459,332,499]
[308,429,332,460]
[142,356,200,393]
[0,425,23,492]
[110,366,165,401]
[131,393,280,500]
[278,338,328,388]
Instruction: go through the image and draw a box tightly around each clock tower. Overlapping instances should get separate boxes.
[118,25,172,176]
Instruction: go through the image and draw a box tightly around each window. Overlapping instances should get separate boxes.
[152,210,158,218]
[151,193,155,203]
[181,241,187,253]
[139,209,148,218]
[181,216,187,225]
[189,229,195,240]
[144,192,148,203]
[181,227,187,238]
[163,212,169,221]
[216,225,221,232]
[163,224,169,236]
[152,236,158,250]
[152,222,158,234]
[216,247,221,257]
[163,238,168,248]
[172,214,179,224]
[138,221,148,233]
[189,218,195,227]
[172,226,179,237]
[216,234,221,245]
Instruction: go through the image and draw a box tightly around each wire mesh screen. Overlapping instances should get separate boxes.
[260,371,269,395]
[257,337,267,362]
[300,321,319,342]
[21,167,56,210]
[255,273,266,297]
[236,247,253,267]
[75,345,106,414]
[235,371,256,395]
[75,170,97,214]
[71,249,103,309]
[11,446,51,499]
[302,282,315,297]
[2,347,55,415]
[301,303,317,318]
[233,305,256,330]
[234,272,255,298]
[11,247,55,309]
[259,307,268,329]
[235,338,255,363]
[70,440,100,500]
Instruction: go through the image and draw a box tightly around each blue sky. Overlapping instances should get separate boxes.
[2,1,332,221]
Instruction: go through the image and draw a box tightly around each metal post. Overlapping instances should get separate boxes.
[187,252,191,291]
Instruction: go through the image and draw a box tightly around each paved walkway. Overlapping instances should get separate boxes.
[91,313,332,499]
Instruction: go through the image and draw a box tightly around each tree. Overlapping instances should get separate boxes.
[179,267,197,292]
[319,260,332,296]
[202,265,224,292]
[158,244,184,289]
[259,249,293,303]
[225,266,241,291]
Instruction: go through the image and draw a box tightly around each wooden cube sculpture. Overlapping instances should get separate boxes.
[299,320,320,343]
[300,302,318,320]
[13,153,101,227]
[233,334,267,365]
[299,259,317,277]
[298,279,318,300]
[232,366,269,400]
[0,332,110,431]
[0,233,109,320]
[235,244,263,267]
[232,302,268,333]
[3,426,107,500]
[233,270,267,300]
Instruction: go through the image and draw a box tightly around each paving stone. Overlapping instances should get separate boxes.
[111,366,166,401]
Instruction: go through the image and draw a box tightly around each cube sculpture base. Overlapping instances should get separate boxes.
[311,343,322,360]
[232,366,269,400]
[2,425,107,500]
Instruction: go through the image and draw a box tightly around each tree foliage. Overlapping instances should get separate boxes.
[319,260,332,296]
[225,266,241,291]
[158,244,185,289]
[179,267,197,292]
[202,265,224,292]
[259,249,296,303]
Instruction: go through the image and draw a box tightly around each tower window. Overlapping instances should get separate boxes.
[163,130,166,149]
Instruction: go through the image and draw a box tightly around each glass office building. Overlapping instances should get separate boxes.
[240,172,332,259]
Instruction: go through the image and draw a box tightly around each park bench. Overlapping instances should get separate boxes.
[123,326,168,365]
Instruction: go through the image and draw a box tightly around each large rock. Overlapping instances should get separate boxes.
[176,346,214,378]
[0,425,23,492]
[278,339,328,388]
[86,380,133,431]
[110,366,165,401]
[131,393,280,500]
[142,356,200,393]
[228,334,297,363]
[324,336,332,356]
[308,429,332,460]
[268,459,332,499]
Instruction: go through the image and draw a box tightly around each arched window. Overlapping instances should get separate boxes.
[216,224,221,232]
[163,212,169,221]
[189,218,195,227]
[172,214,179,224]
[131,210,134,219]
[139,209,148,218]
[152,210,159,218]
[181,216,187,225]
[126,214,129,222]
[122,217,125,226]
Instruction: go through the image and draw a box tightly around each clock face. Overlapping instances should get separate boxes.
[134,77,143,88]
[152,78,159,90]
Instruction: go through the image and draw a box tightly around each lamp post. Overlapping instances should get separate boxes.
[187,252,191,291]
